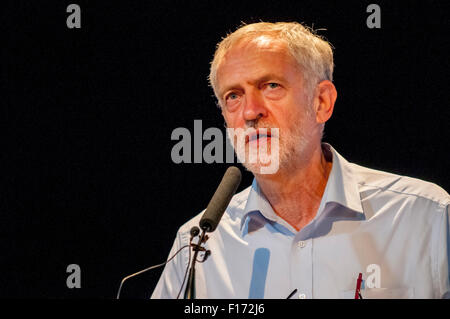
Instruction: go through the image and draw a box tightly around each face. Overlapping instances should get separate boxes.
[216,36,320,174]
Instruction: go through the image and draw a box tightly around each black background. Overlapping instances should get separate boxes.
[2,0,449,298]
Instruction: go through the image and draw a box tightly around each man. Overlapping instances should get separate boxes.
[152,22,449,298]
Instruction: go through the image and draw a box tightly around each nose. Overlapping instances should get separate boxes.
[243,88,268,122]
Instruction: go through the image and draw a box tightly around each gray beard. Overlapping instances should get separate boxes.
[227,118,318,175]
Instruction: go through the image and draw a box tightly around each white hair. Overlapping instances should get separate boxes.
[209,21,334,102]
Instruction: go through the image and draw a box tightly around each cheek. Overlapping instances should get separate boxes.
[222,109,245,128]
[275,108,309,137]
[273,101,302,126]
[222,111,238,129]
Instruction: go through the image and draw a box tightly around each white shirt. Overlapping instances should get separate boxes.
[151,143,450,299]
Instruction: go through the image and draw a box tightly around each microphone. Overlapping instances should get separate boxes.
[117,167,241,299]
[199,166,242,232]
[184,166,241,299]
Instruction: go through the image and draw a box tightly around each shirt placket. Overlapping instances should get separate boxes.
[290,237,313,299]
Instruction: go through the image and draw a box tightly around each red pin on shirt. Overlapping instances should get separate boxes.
[354,273,363,299]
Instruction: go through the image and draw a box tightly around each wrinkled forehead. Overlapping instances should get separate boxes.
[215,36,300,93]
[217,36,294,79]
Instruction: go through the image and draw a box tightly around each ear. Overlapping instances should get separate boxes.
[314,80,337,124]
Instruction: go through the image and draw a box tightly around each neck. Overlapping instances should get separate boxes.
[254,143,332,231]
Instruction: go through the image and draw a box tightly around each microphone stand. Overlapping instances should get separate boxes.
[184,228,209,299]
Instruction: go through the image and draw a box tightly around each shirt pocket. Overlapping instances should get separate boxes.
[340,287,415,299]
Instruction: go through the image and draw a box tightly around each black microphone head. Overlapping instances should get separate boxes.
[190,226,200,238]
[199,166,242,232]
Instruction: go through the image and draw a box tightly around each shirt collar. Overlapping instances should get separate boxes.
[240,143,364,234]
[321,143,364,214]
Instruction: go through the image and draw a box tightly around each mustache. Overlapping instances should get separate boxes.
[245,119,273,130]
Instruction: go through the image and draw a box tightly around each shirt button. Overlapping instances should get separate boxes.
[297,241,307,248]
[298,293,307,299]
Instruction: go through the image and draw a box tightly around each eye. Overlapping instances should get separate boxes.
[227,93,239,100]
[263,82,285,100]
[223,91,241,111]
[224,91,241,104]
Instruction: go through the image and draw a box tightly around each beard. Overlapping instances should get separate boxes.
[226,114,318,175]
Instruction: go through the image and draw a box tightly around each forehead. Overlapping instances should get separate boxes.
[216,36,301,93]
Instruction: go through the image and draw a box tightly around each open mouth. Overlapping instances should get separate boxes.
[246,129,273,144]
